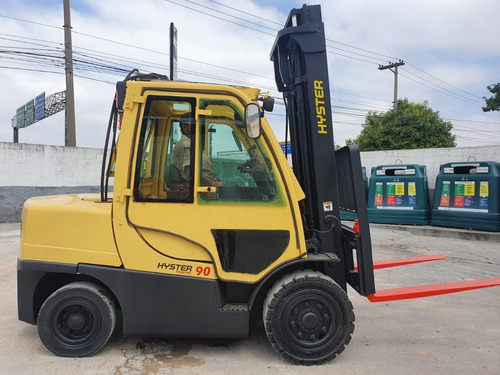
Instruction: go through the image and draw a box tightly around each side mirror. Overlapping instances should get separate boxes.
[245,103,261,139]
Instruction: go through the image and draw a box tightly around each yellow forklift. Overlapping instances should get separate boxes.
[18,5,499,365]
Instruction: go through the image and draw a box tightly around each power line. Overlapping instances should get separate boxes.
[405,61,482,100]
[163,0,275,36]
[207,0,283,27]
[182,0,278,32]
[0,14,61,30]
[444,117,500,125]
[1,11,479,111]
[399,72,481,107]
[401,68,483,106]
[2,9,494,145]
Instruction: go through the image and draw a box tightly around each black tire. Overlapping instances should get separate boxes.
[263,270,354,365]
[37,281,116,357]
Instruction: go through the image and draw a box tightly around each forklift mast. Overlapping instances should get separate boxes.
[271,5,375,295]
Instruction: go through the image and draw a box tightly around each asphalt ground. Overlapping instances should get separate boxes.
[1,222,499,375]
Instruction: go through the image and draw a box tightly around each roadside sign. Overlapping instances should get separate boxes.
[16,105,25,129]
[25,99,35,126]
[35,92,45,121]
[279,141,291,155]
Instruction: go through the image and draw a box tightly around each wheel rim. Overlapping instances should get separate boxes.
[281,289,345,353]
[51,298,101,348]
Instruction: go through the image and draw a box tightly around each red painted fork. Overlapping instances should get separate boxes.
[354,255,446,271]
[355,255,500,302]
[367,278,500,302]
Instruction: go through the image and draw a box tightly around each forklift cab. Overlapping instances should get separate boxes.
[110,83,307,284]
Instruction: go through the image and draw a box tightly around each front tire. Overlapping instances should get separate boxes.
[263,270,354,365]
[37,281,116,357]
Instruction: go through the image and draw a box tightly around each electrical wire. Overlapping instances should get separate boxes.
[1,8,496,145]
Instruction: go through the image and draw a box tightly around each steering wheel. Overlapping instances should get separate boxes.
[238,156,259,173]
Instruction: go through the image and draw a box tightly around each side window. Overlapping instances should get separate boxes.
[198,102,283,204]
[134,96,195,202]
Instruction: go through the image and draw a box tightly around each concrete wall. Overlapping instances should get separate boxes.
[1,141,499,222]
[0,142,104,222]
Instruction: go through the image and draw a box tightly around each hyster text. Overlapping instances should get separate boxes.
[314,80,327,134]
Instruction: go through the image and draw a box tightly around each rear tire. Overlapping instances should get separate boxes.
[263,270,354,365]
[37,281,116,357]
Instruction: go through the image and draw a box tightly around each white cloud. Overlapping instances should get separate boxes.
[0,0,498,148]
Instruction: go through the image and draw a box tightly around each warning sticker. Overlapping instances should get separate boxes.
[323,201,333,211]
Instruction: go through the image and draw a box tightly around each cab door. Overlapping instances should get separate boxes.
[114,91,304,283]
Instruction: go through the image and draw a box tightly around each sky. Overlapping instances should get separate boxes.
[0,0,499,149]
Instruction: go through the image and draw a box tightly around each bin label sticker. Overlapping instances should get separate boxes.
[396,195,405,206]
[407,182,416,207]
[374,182,383,205]
[440,195,450,206]
[386,182,401,206]
[464,182,475,196]
[395,183,405,196]
[408,182,416,196]
[387,183,396,195]
[453,195,465,207]
[479,197,489,210]
[454,181,465,196]
[386,182,396,206]
[444,167,454,174]
[408,195,417,207]
[480,181,489,197]
[464,196,474,208]
[476,167,489,173]
[440,181,450,207]
[386,195,396,206]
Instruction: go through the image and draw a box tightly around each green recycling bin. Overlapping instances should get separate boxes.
[431,161,500,231]
[367,164,430,225]
[340,166,368,221]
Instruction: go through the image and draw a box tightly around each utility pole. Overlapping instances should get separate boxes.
[378,60,405,111]
[169,23,178,80]
[63,0,76,146]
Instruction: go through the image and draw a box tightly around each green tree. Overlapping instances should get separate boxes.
[482,83,500,112]
[346,98,456,151]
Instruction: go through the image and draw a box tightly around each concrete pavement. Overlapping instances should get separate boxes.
[1,223,499,374]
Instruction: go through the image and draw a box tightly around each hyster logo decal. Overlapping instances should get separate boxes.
[314,80,327,134]
[157,262,193,275]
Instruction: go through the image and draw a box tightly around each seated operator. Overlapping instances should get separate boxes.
[172,113,224,187]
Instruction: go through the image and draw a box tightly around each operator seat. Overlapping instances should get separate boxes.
[164,164,189,199]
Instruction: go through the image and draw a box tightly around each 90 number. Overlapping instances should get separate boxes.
[196,266,211,277]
